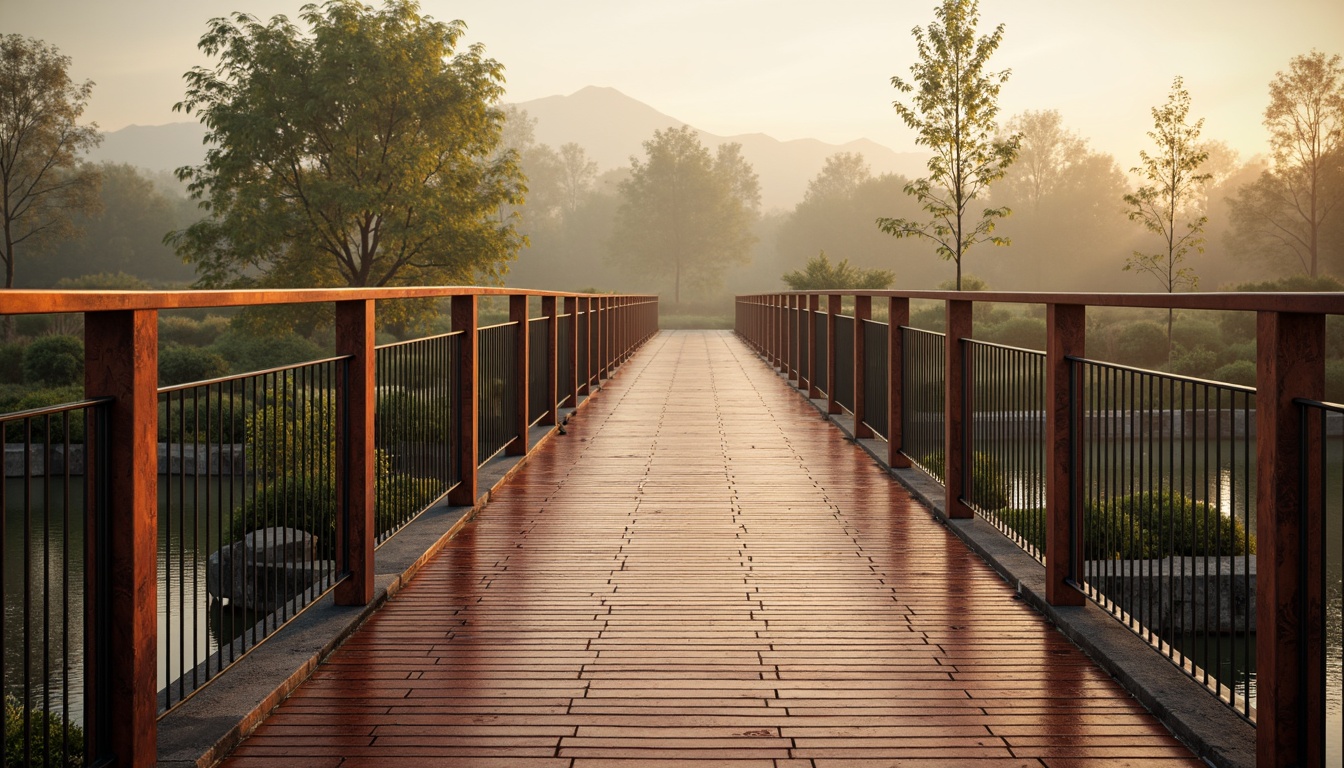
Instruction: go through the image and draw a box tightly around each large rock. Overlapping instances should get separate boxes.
[206,527,325,613]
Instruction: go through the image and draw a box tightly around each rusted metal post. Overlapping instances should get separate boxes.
[542,295,558,425]
[334,300,376,606]
[854,296,872,439]
[84,309,158,768]
[944,300,973,519]
[449,294,479,506]
[806,294,821,398]
[1045,303,1086,606]
[508,295,529,455]
[1256,310,1325,768]
[827,295,841,414]
[888,297,911,468]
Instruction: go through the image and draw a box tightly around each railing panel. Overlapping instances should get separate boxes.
[1075,358,1257,721]
[966,340,1047,562]
[834,315,855,414]
[478,323,519,464]
[2,399,109,767]
[862,319,889,439]
[157,357,347,713]
[812,312,828,396]
[374,332,460,542]
[902,327,945,480]
[557,313,573,408]
[1301,398,1342,767]
[528,317,549,426]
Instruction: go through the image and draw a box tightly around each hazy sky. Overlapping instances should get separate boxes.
[5,0,1343,167]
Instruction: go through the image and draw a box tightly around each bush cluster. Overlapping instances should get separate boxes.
[4,695,83,768]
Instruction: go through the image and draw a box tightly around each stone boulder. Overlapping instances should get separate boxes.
[206,527,325,614]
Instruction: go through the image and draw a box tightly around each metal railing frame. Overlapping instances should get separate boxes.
[0,286,658,768]
[737,289,1343,768]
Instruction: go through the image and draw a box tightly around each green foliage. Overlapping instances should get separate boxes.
[0,342,24,384]
[52,270,152,290]
[160,314,231,347]
[1117,491,1255,556]
[4,695,84,768]
[1171,318,1221,353]
[1122,77,1210,301]
[0,35,102,289]
[1230,274,1344,292]
[980,316,1046,350]
[375,390,452,445]
[171,0,524,301]
[1212,360,1257,387]
[21,335,82,387]
[1113,322,1170,369]
[781,251,894,290]
[158,343,230,386]
[919,450,1010,511]
[610,126,760,303]
[208,330,325,374]
[1327,360,1344,402]
[877,0,1018,290]
[1164,347,1218,378]
[0,385,86,442]
[158,391,247,443]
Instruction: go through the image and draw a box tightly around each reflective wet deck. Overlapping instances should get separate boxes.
[222,330,1201,768]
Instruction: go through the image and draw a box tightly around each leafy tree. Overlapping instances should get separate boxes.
[781,251,894,290]
[1228,51,1344,277]
[556,142,598,217]
[999,110,1085,212]
[805,152,871,203]
[170,0,524,306]
[24,162,198,286]
[1123,76,1211,349]
[877,0,1018,290]
[0,35,101,293]
[610,126,759,303]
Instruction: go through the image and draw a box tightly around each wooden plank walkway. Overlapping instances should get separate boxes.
[222,330,1202,768]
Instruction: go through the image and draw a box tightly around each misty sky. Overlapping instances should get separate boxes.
[5,0,1343,167]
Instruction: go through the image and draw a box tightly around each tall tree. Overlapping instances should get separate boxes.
[1000,110,1085,212]
[805,152,871,203]
[0,35,101,292]
[877,0,1018,290]
[610,126,759,304]
[1123,76,1211,347]
[1229,51,1344,277]
[170,0,525,299]
[556,142,598,217]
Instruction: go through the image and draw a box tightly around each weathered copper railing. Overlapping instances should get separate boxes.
[0,286,658,768]
[737,289,1342,768]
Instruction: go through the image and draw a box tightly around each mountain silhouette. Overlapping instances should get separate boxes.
[513,86,928,210]
[86,86,928,211]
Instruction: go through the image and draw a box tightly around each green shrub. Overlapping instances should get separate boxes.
[159,344,230,386]
[1216,341,1256,368]
[1115,491,1255,556]
[160,315,231,348]
[919,450,1010,511]
[909,305,945,332]
[209,330,325,375]
[4,695,84,768]
[1211,360,1256,388]
[376,390,452,445]
[22,336,83,387]
[2,386,87,443]
[0,343,25,384]
[1164,347,1218,378]
[1114,322,1169,369]
[158,392,248,443]
[981,316,1046,350]
[1171,319,1221,353]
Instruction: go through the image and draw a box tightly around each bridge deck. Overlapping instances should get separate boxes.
[222,330,1201,768]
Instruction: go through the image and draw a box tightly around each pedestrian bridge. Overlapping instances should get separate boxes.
[3,286,1340,768]
[221,330,1203,767]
